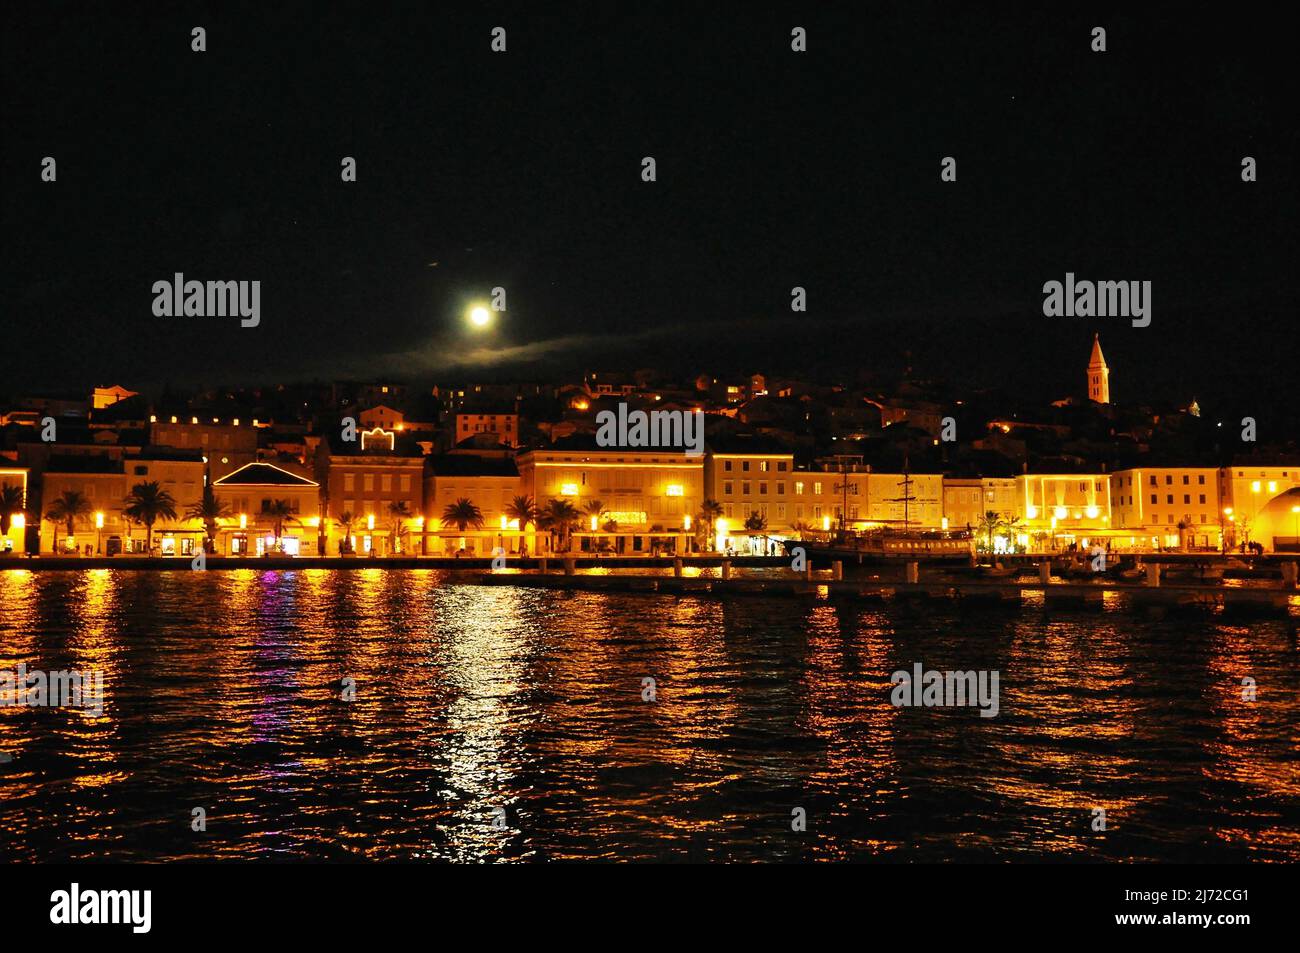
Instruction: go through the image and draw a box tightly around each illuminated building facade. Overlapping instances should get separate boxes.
[92,384,138,410]
[149,417,257,480]
[1016,473,1113,549]
[454,411,519,448]
[358,405,407,432]
[943,478,1019,536]
[39,457,125,554]
[122,451,206,555]
[0,467,30,554]
[1109,467,1222,551]
[211,462,321,556]
[317,434,424,555]
[705,451,798,540]
[1218,464,1300,551]
[516,443,703,553]
[785,464,946,536]
[424,455,521,555]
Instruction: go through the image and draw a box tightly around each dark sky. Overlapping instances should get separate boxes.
[3,3,1296,410]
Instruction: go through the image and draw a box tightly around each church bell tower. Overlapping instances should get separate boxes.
[1087,333,1110,404]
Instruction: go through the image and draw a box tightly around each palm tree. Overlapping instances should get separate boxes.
[744,510,768,553]
[506,495,538,529]
[122,482,179,553]
[582,499,606,549]
[185,484,230,553]
[442,498,485,532]
[336,510,355,554]
[387,500,412,553]
[46,489,93,552]
[975,510,1001,554]
[789,519,815,542]
[697,498,724,551]
[1000,514,1022,553]
[262,499,300,553]
[252,499,297,551]
[539,498,580,553]
[505,495,538,555]
[0,483,25,543]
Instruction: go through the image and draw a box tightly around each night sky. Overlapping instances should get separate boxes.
[4,3,1296,412]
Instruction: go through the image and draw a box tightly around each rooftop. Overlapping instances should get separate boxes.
[213,462,317,487]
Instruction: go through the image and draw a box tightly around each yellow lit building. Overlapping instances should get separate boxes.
[92,384,139,410]
[317,435,424,555]
[424,455,521,555]
[124,452,206,555]
[516,441,703,553]
[38,452,208,555]
[1109,467,1221,551]
[40,457,126,554]
[705,449,797,539]
[0,467,30,554]
[1218,464,1300,551]
[943,477,1019,537]
[358,405,407,433]
[150,417,257,480]
[791,467,945,536]
[211,462,321,556]
[1016,473,1112,550]
[454,410,519,448]
[1251,487,1300,553]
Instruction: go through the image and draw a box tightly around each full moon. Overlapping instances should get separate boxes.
[469,306,491,327]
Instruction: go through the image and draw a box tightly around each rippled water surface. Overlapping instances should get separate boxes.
[1,569,1297,862]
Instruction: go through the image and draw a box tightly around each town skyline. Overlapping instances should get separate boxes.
[7,324,1298,422]
[4,330,1299,561]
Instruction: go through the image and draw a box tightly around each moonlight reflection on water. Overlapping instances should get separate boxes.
[0,569,1296,862]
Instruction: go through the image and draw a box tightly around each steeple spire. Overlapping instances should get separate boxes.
[1087,333,1110,404]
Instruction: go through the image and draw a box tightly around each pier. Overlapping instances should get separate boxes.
[469,557,1300,617]
[3,552,1295,616]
